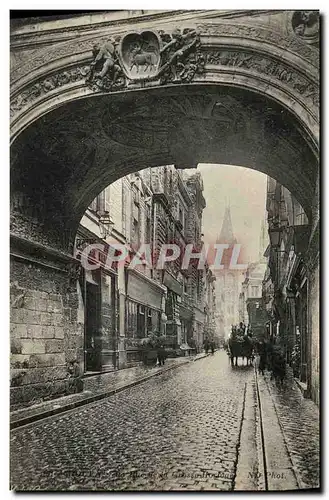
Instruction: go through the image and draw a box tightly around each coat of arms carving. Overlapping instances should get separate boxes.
[120,30,162,80]
[86,28,205,91]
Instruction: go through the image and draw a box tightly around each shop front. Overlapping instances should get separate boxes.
[163,271,183,348]
[125,269,166,365]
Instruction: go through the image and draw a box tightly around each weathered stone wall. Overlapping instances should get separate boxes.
[10,258,84,409]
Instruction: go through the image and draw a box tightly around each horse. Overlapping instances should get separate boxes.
[268,346,286,386]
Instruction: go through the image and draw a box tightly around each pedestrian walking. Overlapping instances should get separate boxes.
[257,340,267,375]
[157,344,166,366]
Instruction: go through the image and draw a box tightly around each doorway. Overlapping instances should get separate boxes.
[85,280,102,372]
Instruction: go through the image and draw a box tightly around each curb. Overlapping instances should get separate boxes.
[11,354,208,430]
[263,376,304,490]
[257,374,300,490]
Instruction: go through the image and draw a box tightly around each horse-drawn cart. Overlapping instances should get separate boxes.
[228,334,254,366]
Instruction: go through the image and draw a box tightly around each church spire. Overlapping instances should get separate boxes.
[216,205,236,244]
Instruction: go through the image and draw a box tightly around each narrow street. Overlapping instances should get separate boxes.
[10,352,319,491]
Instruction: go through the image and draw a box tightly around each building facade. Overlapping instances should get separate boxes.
[75,165,211,376]
[239,262,268,340]
[262,177,318,404]
[239,220,268,339]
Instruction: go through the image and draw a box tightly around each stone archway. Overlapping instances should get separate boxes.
[10,11,319,406]
[10,13,319,250]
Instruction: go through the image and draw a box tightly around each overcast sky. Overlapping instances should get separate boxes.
[197,164,268,265]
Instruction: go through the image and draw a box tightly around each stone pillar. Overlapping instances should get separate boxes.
[10,234,83,408]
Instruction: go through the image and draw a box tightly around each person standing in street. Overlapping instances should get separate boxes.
[258,339,267,375]
[157,343,166,366]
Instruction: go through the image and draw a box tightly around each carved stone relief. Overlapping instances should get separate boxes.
[197,22,319,67]
[120,30,162,80]
[291,11,319,45]
[85,28,205,91]
[10,65,90,118]
[10,26,318,126]
[205,49,319,108]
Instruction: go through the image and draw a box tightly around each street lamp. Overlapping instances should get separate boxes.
[75,211,115,249]
[268,226,282,248]
[98,210,115,239]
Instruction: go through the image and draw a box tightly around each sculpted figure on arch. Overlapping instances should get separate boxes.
[88,37,122,86]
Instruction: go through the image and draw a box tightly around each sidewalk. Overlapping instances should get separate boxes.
[11,353,208,429]
[257,368,320,490]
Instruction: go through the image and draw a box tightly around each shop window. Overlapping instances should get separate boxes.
[152,310,160,333]
[137,304,146,338]
[126,300,138,338]
[147,308,152,333]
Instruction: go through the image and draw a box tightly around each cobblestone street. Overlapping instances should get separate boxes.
[10,352,320,491]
